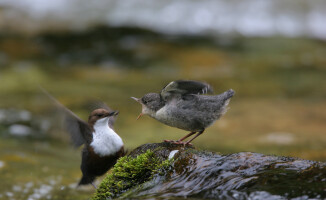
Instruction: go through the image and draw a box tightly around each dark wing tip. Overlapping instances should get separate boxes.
[199,82,214,95]
[173,80,214,93]
[161,80,214,100]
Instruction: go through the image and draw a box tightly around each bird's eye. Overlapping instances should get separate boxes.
[143,100,147,104]
[97,114,103,117]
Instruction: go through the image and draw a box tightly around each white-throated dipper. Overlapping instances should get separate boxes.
[41,89,125,188]
[131,80,235,145]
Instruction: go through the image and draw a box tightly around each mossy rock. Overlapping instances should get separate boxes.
[93,143,326,199]
[92,148,173,200]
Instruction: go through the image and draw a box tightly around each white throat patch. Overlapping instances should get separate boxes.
[90,117,123,157]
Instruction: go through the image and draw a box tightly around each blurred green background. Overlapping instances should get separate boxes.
[0,0,326,199]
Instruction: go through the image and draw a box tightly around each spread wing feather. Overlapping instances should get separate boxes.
[40,87,92,147]
[161,80,213,100]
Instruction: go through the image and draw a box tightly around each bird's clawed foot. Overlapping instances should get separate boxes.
[163,131,204,146]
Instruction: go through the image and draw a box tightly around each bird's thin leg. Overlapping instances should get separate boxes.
[177,132,196,142]
[164,132,196,144]
[185,130,205,145]
[91,182,97,189]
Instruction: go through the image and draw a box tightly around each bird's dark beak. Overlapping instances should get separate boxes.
[131,97,141,104]
[108,111,119,116]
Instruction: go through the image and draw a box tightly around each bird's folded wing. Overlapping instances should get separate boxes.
[161,80,214,100]
[40,88,92,147]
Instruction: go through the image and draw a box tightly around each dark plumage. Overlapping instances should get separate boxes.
[132,80,235,145]
[41,89,125,187]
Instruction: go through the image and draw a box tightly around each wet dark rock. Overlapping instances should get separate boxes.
[97,142,326,199]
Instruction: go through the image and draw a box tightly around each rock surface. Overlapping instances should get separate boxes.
[97,142,326,199]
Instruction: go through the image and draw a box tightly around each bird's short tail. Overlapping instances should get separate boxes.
[218,89,235,115]
[221,89,235,101]
[223,89,235,100]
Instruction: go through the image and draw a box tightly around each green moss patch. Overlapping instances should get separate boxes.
[92,149,172,200]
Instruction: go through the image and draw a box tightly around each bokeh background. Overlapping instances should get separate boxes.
[0,0,326,199]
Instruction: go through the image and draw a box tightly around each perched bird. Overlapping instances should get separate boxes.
[41,89,125,188]
[131,80,234,145]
